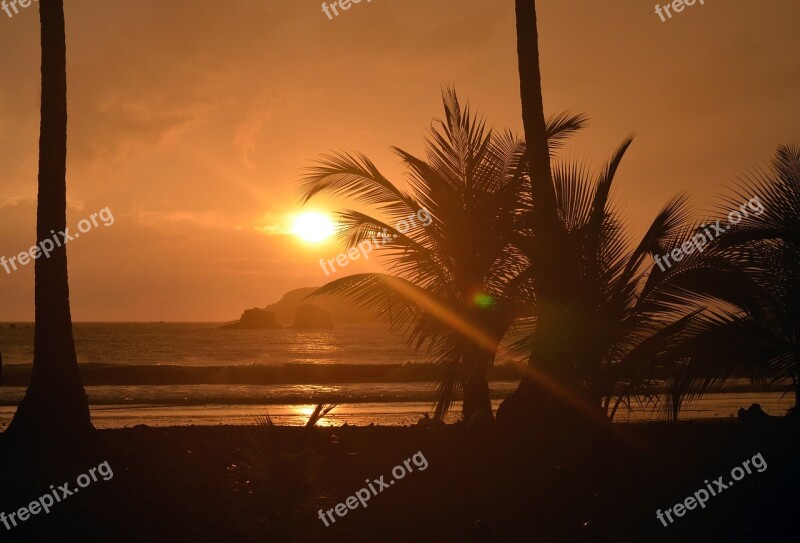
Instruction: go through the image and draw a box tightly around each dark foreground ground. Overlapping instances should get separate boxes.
[0,419,798,543]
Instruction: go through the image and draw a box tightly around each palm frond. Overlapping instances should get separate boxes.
[545,111,589,154]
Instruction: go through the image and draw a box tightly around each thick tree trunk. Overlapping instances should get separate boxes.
[497,365,608,437]
[5,0,94,441]
[462,361,492,421]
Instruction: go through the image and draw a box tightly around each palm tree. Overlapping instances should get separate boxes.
[300,87,584,421]
[499,0,744,427]
[500,0,581,426]
[502,0,612,425]
[478,0,793,429]
[667,145,800,415]
[6,0,93,440]
[497,136,724,425]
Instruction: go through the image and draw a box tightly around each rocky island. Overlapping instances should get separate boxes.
[220,308,281,329]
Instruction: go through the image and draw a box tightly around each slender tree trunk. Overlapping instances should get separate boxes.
[515,0,568,298]
[499,0,572,427]
[515,0,555,218]
[5,0,93,441]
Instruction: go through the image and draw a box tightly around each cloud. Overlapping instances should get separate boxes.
[234,91,280,172]
[1,0,799,320]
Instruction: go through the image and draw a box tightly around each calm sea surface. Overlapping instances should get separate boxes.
[0,323,457,366]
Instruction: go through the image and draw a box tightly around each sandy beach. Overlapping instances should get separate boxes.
[2,420,799,542]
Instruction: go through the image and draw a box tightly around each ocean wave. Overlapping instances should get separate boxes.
[0,362,526,387]
[0,382,520,406]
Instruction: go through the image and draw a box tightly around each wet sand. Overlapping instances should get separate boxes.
[0,391,792,429]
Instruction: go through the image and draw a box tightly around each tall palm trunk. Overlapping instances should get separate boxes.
[514,0,568,305]
[498,0,579,426]
[515,0,554,216]
[6,0,93,440]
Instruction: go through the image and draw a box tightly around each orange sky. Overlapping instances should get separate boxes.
[0,0,798,321]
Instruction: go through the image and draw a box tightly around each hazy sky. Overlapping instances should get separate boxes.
[0,0,798,321]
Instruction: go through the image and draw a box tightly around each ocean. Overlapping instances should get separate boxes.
[0,323,792,428]
[0,322,434,366]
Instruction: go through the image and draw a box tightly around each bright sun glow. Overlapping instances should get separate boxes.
[292,211,336,243]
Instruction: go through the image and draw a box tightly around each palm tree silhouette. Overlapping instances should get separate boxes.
[499,135,729,423]
[6,0,93,440]
[300,87,584,421]
[668,145,800,416]
[500,0,740,426]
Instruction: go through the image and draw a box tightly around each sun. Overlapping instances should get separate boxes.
[292,211,336,243]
